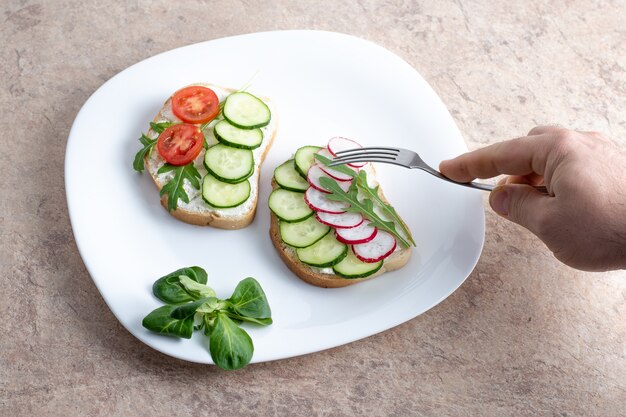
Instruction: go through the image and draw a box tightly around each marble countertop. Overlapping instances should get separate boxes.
[1,1,624,416]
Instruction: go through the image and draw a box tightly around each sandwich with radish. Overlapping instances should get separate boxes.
[269,137,414,288]
[133,83,277,229]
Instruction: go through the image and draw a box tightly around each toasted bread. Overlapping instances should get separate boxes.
[269,167,412,288]
[143,83,277,229]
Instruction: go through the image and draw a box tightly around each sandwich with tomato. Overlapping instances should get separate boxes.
[268,138,414,288]
[133,84,277,229]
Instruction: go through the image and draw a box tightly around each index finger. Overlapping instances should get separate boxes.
[439,135,551,182]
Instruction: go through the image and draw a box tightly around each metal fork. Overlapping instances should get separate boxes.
[329,146,549,194]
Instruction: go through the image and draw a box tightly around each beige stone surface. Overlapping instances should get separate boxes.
[1,0,625,416]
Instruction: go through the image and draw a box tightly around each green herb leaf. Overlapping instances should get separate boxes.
[196,297,227,314]
[208,312,254,370]
[158,163,201,211]
[152,266,210,304]
[133,134,157,172]
[170,297,216,320]
[314,154,357,178]
[227,277,272,319]
[150,121,175,134]
[142,305,194,339]
[225,312,273,326]
[319,176,412,248]
[179,275,216,300]
[353,170,416,246]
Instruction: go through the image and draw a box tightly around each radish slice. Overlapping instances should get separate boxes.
[315,149,355,182]
[352,230,396,263]
[335,222,378,244]
[327,137,366,168]
[307,165,351,193]
[304,187,349,214]
[316,211,364,229]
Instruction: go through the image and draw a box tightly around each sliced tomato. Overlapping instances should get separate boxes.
[171,86,220,124]
[157,124,204,166]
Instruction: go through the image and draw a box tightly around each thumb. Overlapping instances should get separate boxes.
[489,184,550,234]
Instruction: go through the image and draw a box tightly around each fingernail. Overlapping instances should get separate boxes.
[490,187,509,215]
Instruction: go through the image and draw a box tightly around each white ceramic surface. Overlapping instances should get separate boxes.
[65,30,485,365]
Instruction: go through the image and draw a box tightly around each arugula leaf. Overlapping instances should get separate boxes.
[314,154,357,178]
[150,121,174,133]
[353,170,416,246]
[142,305,194,339]
[208,312,254,370]
[133,134,157,172]
[133,122,177,172]
[227,277,272,319]
[152,266,209,304]
[158,163,201,211]
[316,154,415,247]
[319,176,411,248]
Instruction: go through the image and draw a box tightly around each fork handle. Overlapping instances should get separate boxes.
[447,179,549,194]
[425,168,549,194]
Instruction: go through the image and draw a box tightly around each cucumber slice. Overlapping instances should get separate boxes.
[214,120,263,149]
[333,249,383,279]
[202,173,251,208]
[279,216,331,248]
[269,189,314,222]
[294,145,323,178]
[296,233,348,267]
[223,92,271,129]
[274,160,309,192]
[204,144,254,184]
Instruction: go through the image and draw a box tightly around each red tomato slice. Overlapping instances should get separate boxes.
[171,86,220,124]
[157,124,205,166]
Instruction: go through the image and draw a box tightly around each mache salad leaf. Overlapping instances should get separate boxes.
[142,269,271,371]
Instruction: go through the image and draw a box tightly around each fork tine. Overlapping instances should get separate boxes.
[334,146,400,155]
[329,156,398,166]
[333,151,399,160]
[333,151,399,158]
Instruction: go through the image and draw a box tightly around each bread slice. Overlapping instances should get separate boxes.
[269,172,412,288]
[143,83,278,229]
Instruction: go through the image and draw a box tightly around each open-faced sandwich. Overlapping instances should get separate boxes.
[133,84,277,229]
[269,137,414,288]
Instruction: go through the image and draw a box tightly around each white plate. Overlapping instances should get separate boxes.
[65,30,484,364]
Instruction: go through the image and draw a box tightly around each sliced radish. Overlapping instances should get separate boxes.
[316,211,363,229]
[304,187,349,214]
[315,148,355,182]
[307,165,351,194]
[335,222,378,244]
[327,137,366,168]
[352,230,396,263]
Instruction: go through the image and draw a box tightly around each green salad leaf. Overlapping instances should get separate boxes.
[158,163,202,211]
[352,170,416,246]
[133,122,177,172]
[142,269,272,370]
[319,176,412,249]
[315,153,415,248]
[208,312,254,371]
[227,277,272,319]
[133,134,157,172]
[152,266,210,304]
[142,305,194,339]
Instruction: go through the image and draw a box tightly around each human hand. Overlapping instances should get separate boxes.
[439,126,626,271]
